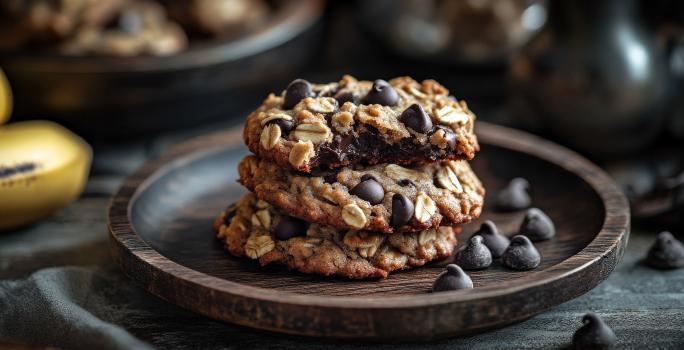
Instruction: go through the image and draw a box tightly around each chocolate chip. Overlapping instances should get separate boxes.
[274,216,308,240]
[645,231,684,269]
[457,235,492,270]
[266,118,295,135]
[350,178,385,205]
[397,179,414,187]
[476,220,510,258]
[363,79,399,106]
[361,174,379,182]
[391,193,414,229]
[334,91,357,105]
[519,208,556,241]
[502,235,540,270]
[432,264,474,292]
[495,178,531,211]
[283,79,314,109]
[399,104,433,133]
[572,313,617,350]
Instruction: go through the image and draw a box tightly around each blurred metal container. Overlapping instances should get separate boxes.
[508,0,669,157]
[358,0,547,65]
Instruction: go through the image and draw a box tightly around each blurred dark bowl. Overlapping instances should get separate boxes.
[0,0,324,142]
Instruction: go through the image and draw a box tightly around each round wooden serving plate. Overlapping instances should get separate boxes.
[108,122,630,340]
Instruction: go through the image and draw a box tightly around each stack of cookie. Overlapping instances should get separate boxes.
[214,76,485,279]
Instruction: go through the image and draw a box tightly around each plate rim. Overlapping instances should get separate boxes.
[107,122,630,333]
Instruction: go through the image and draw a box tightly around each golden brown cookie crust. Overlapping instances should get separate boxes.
[215,193,459,279]
[243,76,479,173]
[238,156,484,234]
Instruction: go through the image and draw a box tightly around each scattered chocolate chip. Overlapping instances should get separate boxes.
[391,193,414,229]
[361,174,379,182]
[645,231,684,269]
[397,179,414,187]
[476,220,510,258]
[350,178,385,205]
[266,118,295,135]
[502,235,541,270]
[283,79,314,109]
[495,177,532,211]
[572,313,617,350]
[457,235,492,270]
[334,91,357,105]
[274,216,308,240]
[399,103,433,133]
[519,208,556,241]
[432,264,474,292]
[363,79,399,106]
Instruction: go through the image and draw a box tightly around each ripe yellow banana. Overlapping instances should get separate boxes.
[0,121,92,231]
[0,68,11,126]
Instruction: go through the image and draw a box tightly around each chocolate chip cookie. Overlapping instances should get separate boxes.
[238,155,484,234]
[214,193,459,279]
[243,76,479,172]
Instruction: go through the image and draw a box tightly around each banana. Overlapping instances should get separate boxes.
[0,121,92,231]
[0,68,11,126]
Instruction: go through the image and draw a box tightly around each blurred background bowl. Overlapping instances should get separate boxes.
[0,0,324,143]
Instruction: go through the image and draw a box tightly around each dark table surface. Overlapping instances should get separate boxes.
[1,128,684,350]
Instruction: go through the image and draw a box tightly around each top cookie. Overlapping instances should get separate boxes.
[243,75,479,173]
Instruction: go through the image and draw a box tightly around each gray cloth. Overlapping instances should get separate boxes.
[0,267,152,350]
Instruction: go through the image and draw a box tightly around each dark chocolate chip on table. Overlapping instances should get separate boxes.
[274,216,308,240]
[495,177,531,211]
[350,178,385,205]
[572,313,617,350]
[519,207,556,241]
[363,79,399,106]
[645,231,684,269]
[399,103,433,133]
[283,79,314,109]
[432,264,474,292]
[502,235,541,270]
[476,220,510,258]
[457,235,492,270]
[391,193,414,229]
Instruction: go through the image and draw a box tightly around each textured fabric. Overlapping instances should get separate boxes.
[0,267,153,350]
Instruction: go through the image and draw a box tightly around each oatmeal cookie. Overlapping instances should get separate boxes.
[214,193,459,279]
[238,155,484,234]
[243,75,479,172]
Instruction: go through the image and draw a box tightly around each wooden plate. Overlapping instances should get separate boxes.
[108,122,629,340]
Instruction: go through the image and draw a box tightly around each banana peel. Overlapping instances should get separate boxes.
[0,68,11,126]
[0,121,92,231]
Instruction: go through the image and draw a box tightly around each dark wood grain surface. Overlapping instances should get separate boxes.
[107,122,629,340]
